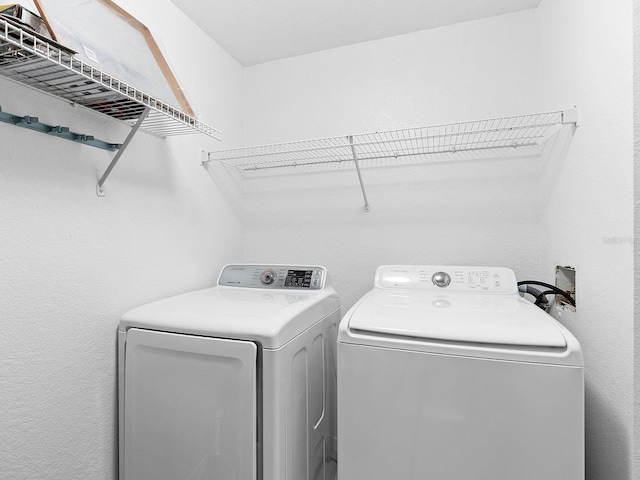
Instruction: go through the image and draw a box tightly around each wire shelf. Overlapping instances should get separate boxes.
[208,110,574,175]
[0,17,221,139]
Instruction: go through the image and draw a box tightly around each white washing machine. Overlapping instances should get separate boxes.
[118,264,340,480]
[338,265,583,480]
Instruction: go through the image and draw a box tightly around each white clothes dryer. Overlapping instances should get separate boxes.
[338,265,583,480]
[118,264,340,480]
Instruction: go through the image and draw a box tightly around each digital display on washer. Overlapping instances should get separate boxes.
[285,269,313,288]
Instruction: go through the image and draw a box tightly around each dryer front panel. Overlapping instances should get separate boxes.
[121,328,257,480]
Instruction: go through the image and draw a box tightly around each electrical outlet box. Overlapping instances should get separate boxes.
[555,266,576,311]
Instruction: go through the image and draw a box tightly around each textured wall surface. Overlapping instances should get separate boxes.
[537,1,634,479]
[0,1,244,478]
[634,0,640,476]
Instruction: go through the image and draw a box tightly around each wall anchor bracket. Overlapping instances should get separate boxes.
[0,105,121,151]
[96,107,150,197]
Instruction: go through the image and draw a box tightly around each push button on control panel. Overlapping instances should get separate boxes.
[432,271,451,288]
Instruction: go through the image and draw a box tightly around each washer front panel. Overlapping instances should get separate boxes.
[337,341,584,480]
[218,265,326,290]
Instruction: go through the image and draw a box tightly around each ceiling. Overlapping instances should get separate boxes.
[169,0,542,66]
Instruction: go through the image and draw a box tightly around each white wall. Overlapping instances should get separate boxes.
[635,0,640,474]
[242,10,544,309]
[241,2,634,479]
[536,1,634,479]
[0,1,244,479]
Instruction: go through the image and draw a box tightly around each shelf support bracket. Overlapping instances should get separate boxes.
[348,135,370,212]
[562,108,580,127]
[96,107,150,197]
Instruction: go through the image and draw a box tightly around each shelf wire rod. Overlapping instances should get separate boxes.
[475,119,489,150]
[347,121,561,153]
[214,116,562,164]
[207,111,566,173]
[208,138,354,162]
[20,68,78,84]
[229,140,544,173]
[243,135,543,170]
[232,154,357,171]
[490,118,508,147]
[348,135,370,212]
[232,150,353,171]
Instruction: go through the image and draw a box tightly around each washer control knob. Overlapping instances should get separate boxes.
[432,271,451,288]
[260,269,277,285]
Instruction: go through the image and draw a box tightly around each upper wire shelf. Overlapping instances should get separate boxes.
[208,110,577,175]
[0,17,221,139]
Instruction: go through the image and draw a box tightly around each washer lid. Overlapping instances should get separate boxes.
[346,290,567,348]
[120,286,339,349]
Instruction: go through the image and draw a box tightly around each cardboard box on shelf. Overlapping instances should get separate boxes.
[0,4,51,38]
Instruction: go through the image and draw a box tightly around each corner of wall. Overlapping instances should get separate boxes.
[633,0,640,476]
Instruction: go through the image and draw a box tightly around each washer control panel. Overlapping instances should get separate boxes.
[218,264,326,290]
[375,265,518,294]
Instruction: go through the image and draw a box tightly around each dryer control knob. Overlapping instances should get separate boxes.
[432,271,451,288]
[260,269,277,285]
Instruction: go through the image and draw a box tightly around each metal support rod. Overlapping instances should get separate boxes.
[348,135,370,212]
[96,106,150,196]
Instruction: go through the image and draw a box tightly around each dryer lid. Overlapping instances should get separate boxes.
[346,290,568,349]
